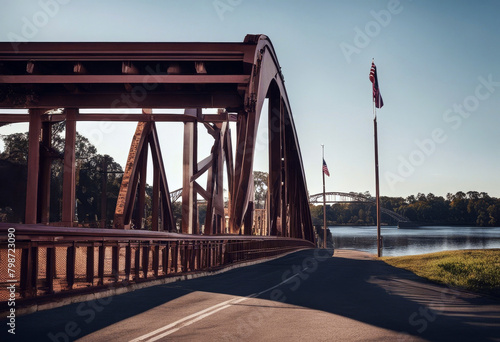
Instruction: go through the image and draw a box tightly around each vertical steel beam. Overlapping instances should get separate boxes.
[152,166,160,231]
[86,245,94,284]
[100,157,107,228]
[181,109,198,234]
[181,242,188,271]
[98,243,105,285]
[153,245,160,277]
[171,242,178,273]
[142,246,149,279]
[39,121,52,224]
[162,243,169,275]
[66,245,76,289]
[46,247,55,294]
[25,109,42,224]
[134,244,140,280]
[112,245,119,281]
[20,246,33,297]
[62,108,77,227]
[125,243,131,280]
[31,245,38,296]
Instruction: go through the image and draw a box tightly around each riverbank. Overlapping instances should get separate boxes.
[381,249,500,297]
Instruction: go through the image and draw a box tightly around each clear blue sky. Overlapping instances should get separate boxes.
[1,0,500,198]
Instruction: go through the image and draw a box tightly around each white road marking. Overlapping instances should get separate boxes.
[128,298,238,342]
[146,296,250,342]
[129,269,306,341]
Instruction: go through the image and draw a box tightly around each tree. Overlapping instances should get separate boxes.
[76,154,122,226]
[254,171,268,209]
[0,122,123,225]
[358,209,366,223]
[0,159,27,222]
[467,191,480,200]
[0,133,29,164]
[450,191,470,223]
[406,195,416,204]
[198,204,207,228]
[488,202,500,226]
[306,191,500,227]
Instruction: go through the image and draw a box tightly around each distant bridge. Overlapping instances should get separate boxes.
[309,192,410,223]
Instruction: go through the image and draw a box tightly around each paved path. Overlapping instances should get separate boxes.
[2,249,500,341]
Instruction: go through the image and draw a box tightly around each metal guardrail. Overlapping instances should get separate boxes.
[0,224,314,308]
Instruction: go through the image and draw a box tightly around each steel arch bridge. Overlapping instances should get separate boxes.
[0,35,316,304]
[309,192,410,223]
[0,34,313,240]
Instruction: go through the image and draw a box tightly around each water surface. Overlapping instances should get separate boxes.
[330,225,500,256]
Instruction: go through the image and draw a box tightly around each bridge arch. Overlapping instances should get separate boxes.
[309,192,410,223]
[229,35,313,241]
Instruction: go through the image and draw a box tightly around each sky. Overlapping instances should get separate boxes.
[1,0,500,199]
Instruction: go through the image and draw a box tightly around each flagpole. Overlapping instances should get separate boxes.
[373,102,382,257]
[322,144,327,249]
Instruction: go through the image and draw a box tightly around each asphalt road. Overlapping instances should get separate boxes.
[2,249,500,341]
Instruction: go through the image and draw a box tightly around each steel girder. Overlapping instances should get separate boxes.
[0,35,314,243]
[228,35,314,242]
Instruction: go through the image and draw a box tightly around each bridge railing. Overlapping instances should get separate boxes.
[0,224,314,307]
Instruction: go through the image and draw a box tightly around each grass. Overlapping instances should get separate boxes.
[381,249,500,297]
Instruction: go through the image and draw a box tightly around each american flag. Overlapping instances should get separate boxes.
[323,159,330,177]
[369,62,384,108]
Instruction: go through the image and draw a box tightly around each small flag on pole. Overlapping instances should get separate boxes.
[323,159,330,177]
[369,62,384,108]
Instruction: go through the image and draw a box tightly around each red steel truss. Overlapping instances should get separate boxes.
[0,35,314,241]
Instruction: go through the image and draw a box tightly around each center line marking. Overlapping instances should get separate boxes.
[130,270,304,341]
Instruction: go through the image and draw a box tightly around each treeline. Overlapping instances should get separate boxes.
[310,192,500,227]
[0,122,123,226]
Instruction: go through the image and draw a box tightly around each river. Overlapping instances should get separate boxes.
[330,225,500,257]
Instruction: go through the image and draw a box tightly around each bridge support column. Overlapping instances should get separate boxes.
[182,109,199,234]
[100,157,107,228]
[25,109,42,224]
[61,108,77,227]
[39,121,53,224]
